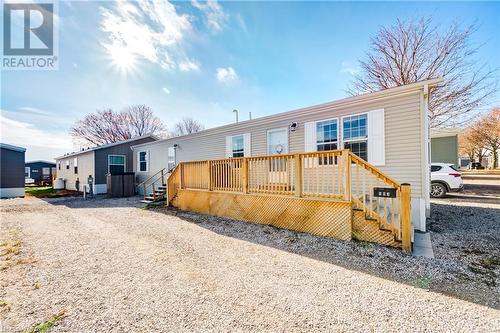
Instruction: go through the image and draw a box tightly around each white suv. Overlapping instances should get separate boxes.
[430,163,463,198]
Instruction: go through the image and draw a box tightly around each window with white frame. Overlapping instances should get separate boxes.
[25,167,30,178]
[138,151,148,172]
[343,114,368,161]
[316,119,338,151]
[108,155,125,174]
[73,158,78,174]
[66,160,70,169]
[231,135,244,158]
[167,147,175,171]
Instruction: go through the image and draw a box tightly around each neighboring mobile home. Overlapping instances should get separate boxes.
[0,143,26,198]
[55,135,156,194]
[132,79,442,232]
[431,128,460,168]
[25,160,56,185]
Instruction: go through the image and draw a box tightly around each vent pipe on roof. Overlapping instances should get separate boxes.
[233,109,239,123]
[249,111,252,120]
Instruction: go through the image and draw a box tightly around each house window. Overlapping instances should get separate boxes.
[66,160,70,169]
[108,155,125,174]
[138,151,148,172]
[343,114,368,161]
[58,162,61,170]
[316,119,338,165]
[167,147,175,171]
[231,135,244,158]
[316,119,338,151]
[73,158,78,174]
[25,167,30,178]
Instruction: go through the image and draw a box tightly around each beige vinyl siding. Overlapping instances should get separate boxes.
[133,90,425,198]
[55,151,94,191]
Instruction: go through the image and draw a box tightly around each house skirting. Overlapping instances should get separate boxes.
[175,189,353,240]
[0,187,25,198]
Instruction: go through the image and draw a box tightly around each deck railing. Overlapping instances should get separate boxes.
[167,149,412,251]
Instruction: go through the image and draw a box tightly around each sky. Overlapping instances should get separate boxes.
[1,0,499,161]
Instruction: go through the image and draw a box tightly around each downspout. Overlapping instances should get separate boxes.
[422,84,431,221]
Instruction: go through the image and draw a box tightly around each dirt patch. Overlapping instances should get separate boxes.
[1,196,498,332]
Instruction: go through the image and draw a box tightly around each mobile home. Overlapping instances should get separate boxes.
[132,79,441,233]
[25,160,56,185]
[0,143,26,198]
[55,135,156,194]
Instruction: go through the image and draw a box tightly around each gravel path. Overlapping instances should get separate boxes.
[1,196,499,332]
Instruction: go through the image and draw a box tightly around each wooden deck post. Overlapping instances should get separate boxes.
[342,150,351,201]
[207,161,212,191]
[401,183,412,252]
[294,154,302,197]
[179,163,184,189]
[242,158,249,194]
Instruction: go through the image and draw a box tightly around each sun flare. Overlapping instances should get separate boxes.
[106,43,137,73]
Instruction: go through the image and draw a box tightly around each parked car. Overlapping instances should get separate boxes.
[430,163,463,198]
[470,162,485,170]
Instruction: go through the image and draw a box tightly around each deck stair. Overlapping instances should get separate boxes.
[165,150,412,252]
[137,168,169,203]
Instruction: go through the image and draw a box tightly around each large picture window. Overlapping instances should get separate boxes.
[231,135,244,158]
[343,114,368,160]
[108,155,126,174]
[138,151,148,172]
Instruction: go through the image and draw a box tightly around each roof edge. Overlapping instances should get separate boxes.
[131,78,443,149]
[0,143,27,152]
[55,134,158,160]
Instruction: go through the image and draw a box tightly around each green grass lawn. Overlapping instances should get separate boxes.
[25,186,79,198]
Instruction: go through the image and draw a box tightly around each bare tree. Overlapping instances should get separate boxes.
[349,18,498,127]
[173,117,205,137]
[71,106,166,146]
[124,105,166,137]
[473,108,500,168]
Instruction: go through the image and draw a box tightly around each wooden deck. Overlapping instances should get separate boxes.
[166,149,412,251]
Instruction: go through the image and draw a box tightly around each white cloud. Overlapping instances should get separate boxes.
[216,67,238,83]
[191,0,227,33]
[100,0,193,71]
[340,61,361,76]
[162,87,171,94]
[0,115,73,151]
[178,59,200,72]
[13,107,54,117]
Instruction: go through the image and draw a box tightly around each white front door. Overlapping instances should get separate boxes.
[267,128,289,184]
[267,128,289,155]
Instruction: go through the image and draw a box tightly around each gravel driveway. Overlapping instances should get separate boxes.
[1,196,499,332]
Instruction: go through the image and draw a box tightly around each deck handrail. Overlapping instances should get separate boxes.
[137,168,167,200]
[167,149,412,252]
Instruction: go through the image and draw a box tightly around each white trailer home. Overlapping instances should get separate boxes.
[132,79,441,234]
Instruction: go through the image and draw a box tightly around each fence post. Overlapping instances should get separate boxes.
[401,183,412,252]
[242,158,249,194]
[342,150,351,201]
[294,154,302,197]
[207,161,212,191]
[179,163,184,190]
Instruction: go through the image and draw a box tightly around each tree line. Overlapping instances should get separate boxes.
[459,108,500,168]
[70,105,204,146]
